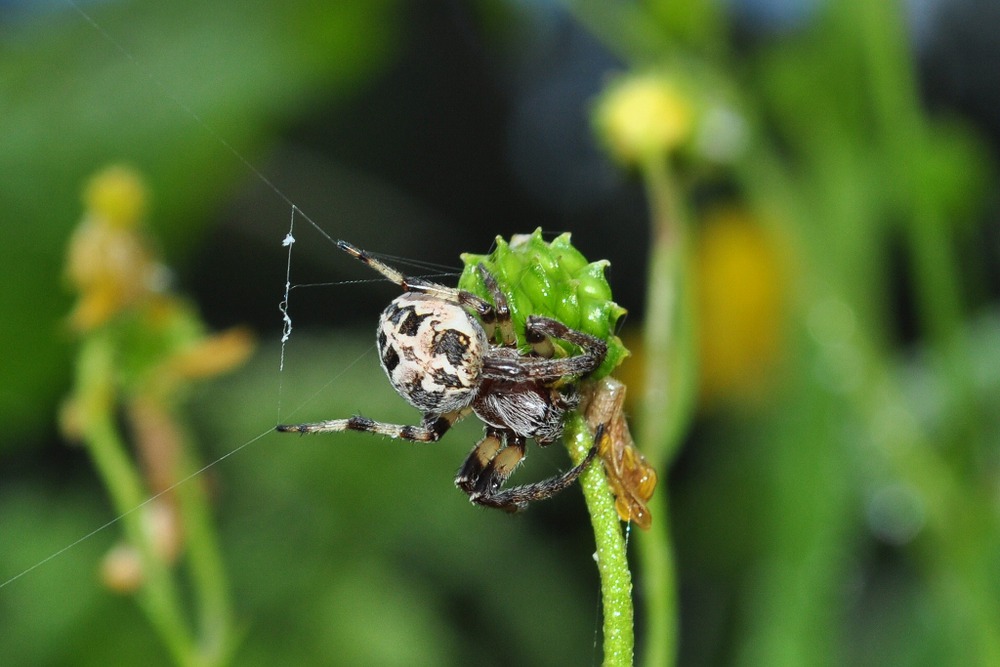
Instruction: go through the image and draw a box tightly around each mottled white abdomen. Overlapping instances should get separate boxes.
[377,293,488,414]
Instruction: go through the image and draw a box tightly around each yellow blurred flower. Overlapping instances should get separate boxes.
[594,72,694,166]
[66,165,166,331]
[83,164,149,228]
[695,209,788,405]
[65,163,256,513]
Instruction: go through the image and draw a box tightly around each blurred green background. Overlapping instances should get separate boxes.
[2,0,999,665]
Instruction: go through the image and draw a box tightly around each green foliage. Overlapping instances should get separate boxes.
[575,0,1000,665]
[3,1,999,666]
[0,0,397,445]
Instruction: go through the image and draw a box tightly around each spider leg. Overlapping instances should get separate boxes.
[455,427,508,496]
[518,297,558,358]
[276,410,465,442]
[482,315,608,382]
[475,264,517,347]
[336,240,496,322]
[455,428,599,513]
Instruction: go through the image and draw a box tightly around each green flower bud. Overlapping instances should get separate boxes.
[459,229,628,379]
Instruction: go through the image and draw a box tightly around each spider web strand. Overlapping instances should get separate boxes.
[0,428,272,591]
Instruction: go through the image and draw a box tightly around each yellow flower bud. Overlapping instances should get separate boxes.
[83,164,149,229]
[594,73,694,166]
[66,166,164,331]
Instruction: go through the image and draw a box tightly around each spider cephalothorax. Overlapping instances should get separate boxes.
[277,240,607,512]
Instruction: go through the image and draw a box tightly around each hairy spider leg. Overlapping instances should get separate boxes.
[277,409,596,512]
[455,427,506,493]
[481,316,608,382]
[335,239,497,322]
[474,264,518,347]
[455,426,602,512]
[276,409,467,441]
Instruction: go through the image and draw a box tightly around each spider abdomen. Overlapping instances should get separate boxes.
[377,293,488,414]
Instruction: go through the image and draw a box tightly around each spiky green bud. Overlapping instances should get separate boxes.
[458,229,628,379]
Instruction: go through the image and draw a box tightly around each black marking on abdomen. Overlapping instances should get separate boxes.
[405,379,446,410]
[432,329,472,366]
[431,367,464,389]
[381,345,400,373]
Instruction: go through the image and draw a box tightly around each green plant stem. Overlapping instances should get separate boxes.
[634,155,697,667]
[76,334,200,667]
[172,435,234,663]
[634,488,676,667]
[640,156,697,469]
[566,413,634,667]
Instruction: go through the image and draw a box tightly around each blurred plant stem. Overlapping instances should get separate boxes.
[636,156,697,667]
[64,165,248,667]
[566,414,634,667]
[639,158,698,470]
[75,333,205,667]
[136,396,235,660]
[588,60,701,666]
[74,332,237,666]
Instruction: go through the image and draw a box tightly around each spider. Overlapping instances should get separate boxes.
[276,240,608,512]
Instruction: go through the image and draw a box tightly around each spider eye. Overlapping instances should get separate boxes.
[378,293,487,414]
